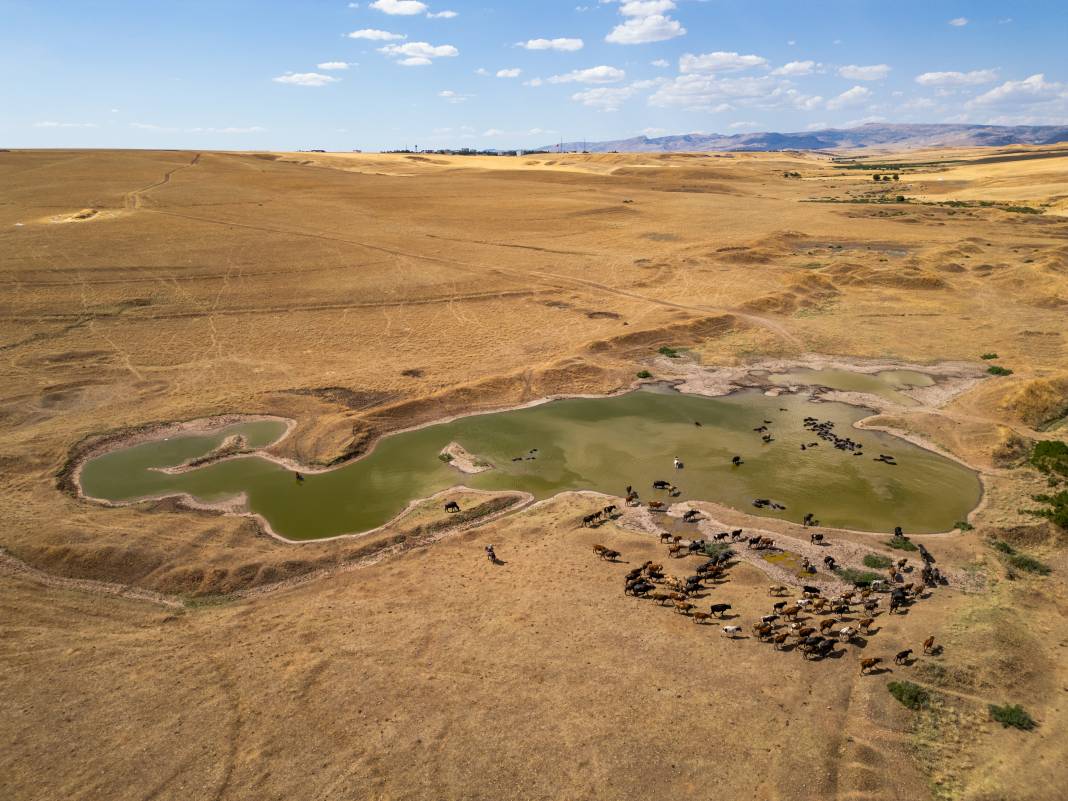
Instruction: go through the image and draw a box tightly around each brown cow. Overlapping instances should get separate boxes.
[592,544,606,556]
[773,632,790,649]
[782,605,801,619]
[819,618,837,633]
[860,657,882,674]
[691,611,712,624]
[858,617,875,632]
[923,635,936,654]
[768,585,789,596]
[673,601,695,615]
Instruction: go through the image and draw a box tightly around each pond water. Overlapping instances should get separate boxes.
[767,368,936,406]
[78,388,981,541]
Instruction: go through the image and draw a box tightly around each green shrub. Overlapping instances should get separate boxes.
[835,567,883,586]
[636,370,652,379]
[989,703,1036,730]
[658,346,680,358]
[1008,553,1051,575]
[1030,440,1068,478]
[888,681,929,710]
[981,353,999,360]
[886,536,918,552]
[987,365,1013,376]
[954,520,974,531]
[863,554,893,569]
[701,541,732,559]
[438,452,454,462]
[990,539,1015,554]
[1027,489,1068,530]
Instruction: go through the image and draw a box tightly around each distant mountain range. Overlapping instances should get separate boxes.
[540,123,1068,153]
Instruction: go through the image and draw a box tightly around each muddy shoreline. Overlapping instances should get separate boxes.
[66,356,989,545]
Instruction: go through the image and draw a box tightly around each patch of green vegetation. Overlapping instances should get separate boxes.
[989,539,1052,574]
[888,680,930,710]
[990,539,1015,555]
[954,520,974,531]
[636,370,652,379]
[886,536,918,551]
[658,346,681,358]
[863,553,893,569]
[835,567,883,586]
[1030,440,1068,478]
[987,365,1013,376]
[989,703,1036,730]
[1027,489,1068,530]
[1003,205,1042,214]
[438,452,454,462]
[701,541,732,559]
[980,352,999,360]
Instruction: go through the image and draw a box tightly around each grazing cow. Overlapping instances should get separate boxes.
[659,532,673,543]
[731,456,744,466]
[444,500,460,513]
[895,649,913,665]
[768,585,788,596]
[721,625,742,638]
[923,635,935,654]
[600,549,621,562]
[823,556,838,571]
[773,632,790,649]
[860,657,882,674]
[810,532,824,545]
[692,611,712,624]
[709,603,732,617]
[810,598,828,612]
[682,509,701,523]
[858,617,875,632]
[819,618,837,633]
[648,501,665,512]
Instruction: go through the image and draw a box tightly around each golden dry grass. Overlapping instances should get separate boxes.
[1,146,1067,800]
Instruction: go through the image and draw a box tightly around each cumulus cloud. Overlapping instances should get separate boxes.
[967,73,1067,107]
[518,37,584,51]
[606,14,685,44]
[523,77,544,87]
[348,28,406,40]
[378,41,459,66]
[273,72,340,86]
[496,68,522,78]
[370,0,427,14]
[34,121,98,128]
[771,60,817,76]
[915,69,998,87]
[548,65,625,84]
[826,85,871,109]
[680,51,767,73]
[619,0,675,13]
[317,61,352,70]
[649,74,819,111]
[650,58,669,68]
[427,10,457,18]
[837,64,890,81]
[948,17,968,27]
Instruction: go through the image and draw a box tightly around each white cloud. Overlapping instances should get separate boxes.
[317,61,351,70]
[649,74,778,110]
[348,2,359,6]
[771,60,817,76]
[273,72,340,87]
[826,84,871,109]
[837,64,890,81]
[650,58,669,68]
[948,17,968,27]
[427,10,457,18]
[519,37,584,51]
[438,89,470,103]
[606,14,685,44]
[548,65,625,84]
[619,0,675,14]
[483,128,505,136]
[680,51,767,73]
[348,28,406,40]
[475,67,489,76]
[496,68,522,78]
[571,86,637,111]
[915,69,998,87]
[523,77,544,87]
[378,41,459,66]
[33,121,98,128]
[370,0,427,14]
[967,73,1067,108]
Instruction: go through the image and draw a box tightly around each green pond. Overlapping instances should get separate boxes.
[767,368,936,406]
[78,388,981,541]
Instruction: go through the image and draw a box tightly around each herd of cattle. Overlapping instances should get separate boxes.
[591,515,940,674]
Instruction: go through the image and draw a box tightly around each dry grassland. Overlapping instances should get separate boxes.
[1,146,1067,800]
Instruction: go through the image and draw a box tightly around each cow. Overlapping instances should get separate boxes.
[772,601,788,613]
[895,649,913,665]
[802,585,821,597]
[600,549,621,562]
[592,544,607,556]
[648,501,665,512]
[691,611,712,624]
[810,532,824,545]
[768,585,789,596]
[582,512,601,527]
[761,614,779,625]
[721,625,742,638]
[673,601,695,615]
[602,505,618,518]
[818,618,837,633]
[773,632,790,649]
[923,635,936,654]
[709,603,732,617]
[838,626,856,642]
[652,480,671,489]
[682,509,701,523]
[753,623,774,640]
[860,657,882,674]
[858,617,875,632]
[659,532,673,543]
[444,501,460,513]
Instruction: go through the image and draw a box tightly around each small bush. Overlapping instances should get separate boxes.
[888,681,929,710]
[701,542,733,559]
[1031,440,1068,478]
[955,520,974,531]
[987,365,1013,376]
[1008,553,1051,575]
[896,195,906,202]
[980,353,999,360]
[658,346,680,358]
[636,370,652,379]
[863,554,893,569]
[835,567,883,586]
[990,539,1015,555]
[989,703,1036,730]
[1026,489,1068,530]
[886,537,918,552]
[438,452,454,462]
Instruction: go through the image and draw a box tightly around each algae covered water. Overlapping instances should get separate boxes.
[78,389,981,541]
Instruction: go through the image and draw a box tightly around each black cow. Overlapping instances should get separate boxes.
[709,603,732,617]
[444,501,460,513]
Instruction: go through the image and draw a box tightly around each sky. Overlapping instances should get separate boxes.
[3,0,1067,151]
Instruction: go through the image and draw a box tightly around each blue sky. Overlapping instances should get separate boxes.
[3,0,1066,150]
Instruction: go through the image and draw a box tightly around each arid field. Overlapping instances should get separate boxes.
[2,146,1067,801]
